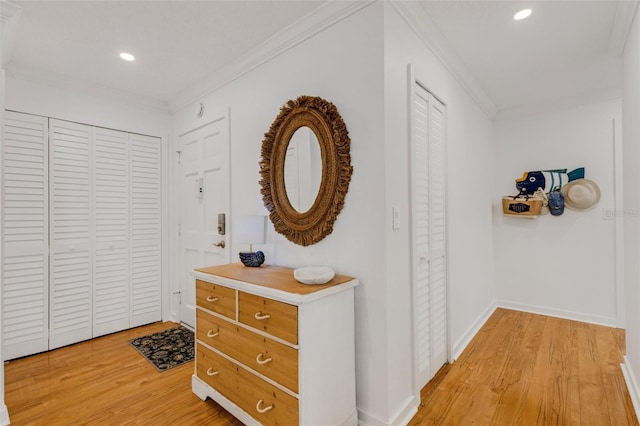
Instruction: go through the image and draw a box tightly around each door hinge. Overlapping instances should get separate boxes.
[173,291,182,304]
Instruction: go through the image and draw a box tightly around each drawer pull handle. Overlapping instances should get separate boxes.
[254,312,271,320]
[206,367,219,376]
[207,329,220,338]
[256,353,272,365]
[256,399,273,414]
[206,296,219,303]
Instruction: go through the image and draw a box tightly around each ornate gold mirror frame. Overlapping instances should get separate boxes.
[259,96,353,246]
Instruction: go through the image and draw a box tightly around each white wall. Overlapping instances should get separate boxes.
[5,75,170,137]
[171,3,393,423]
[493,99,622,326]
[623,4,640,415]
[382,4,496,423]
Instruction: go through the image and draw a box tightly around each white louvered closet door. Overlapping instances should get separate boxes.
[412,83,448,389]
[49,119,93,349]
[130,133,162,327]
[1,111,49,360]
[93,127,130,337]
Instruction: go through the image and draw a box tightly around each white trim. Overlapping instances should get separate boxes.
[609,0,640,57]
[614,116,625,328]
[621,357,640,420]
[390,1,497,119]
[0,404,8,426]
[168,0,374,113]
[356,395,418,426]
[495,88,623,121]
[497,300,618,328]
[389,395,419,426]
[452,302,497,361]
[356,408,389,426]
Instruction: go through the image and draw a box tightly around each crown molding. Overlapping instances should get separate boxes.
[494,87,622,122]
[389,1,498,119]
[168,0,374,113]
[609,0,639,57]
[5,62,170,113]
[1,0,22,64]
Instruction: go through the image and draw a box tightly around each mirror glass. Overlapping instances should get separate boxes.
[284,127,322,213]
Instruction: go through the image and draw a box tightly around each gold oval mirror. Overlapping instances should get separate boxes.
[259,96,353,246]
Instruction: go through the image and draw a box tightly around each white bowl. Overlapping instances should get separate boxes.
[293,266,335,285]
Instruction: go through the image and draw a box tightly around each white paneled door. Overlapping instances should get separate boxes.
[1,112,49,360]
[178,113,230,329]
[411,82,448,389]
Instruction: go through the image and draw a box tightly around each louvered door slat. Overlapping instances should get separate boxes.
[130,133,161,326]
[2,111,49,360]
[93,127,130,337]
[49,119,92,349]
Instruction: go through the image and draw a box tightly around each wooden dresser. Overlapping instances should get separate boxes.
[191,263,359,426]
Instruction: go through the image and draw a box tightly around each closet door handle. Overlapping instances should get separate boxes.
[254,312,271,320]
[256,399,273,414]
[206,296,219,303]
[207,329,219,338]
[206,367,219,376]
[256,353,272,365]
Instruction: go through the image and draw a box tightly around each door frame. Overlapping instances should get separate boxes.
[407,64,452,396]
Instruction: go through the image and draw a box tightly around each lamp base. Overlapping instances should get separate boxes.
[239,250,265,267]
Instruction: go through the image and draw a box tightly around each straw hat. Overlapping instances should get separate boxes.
[560,179,601,211]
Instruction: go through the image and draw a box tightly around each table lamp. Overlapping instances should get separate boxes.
[235,215,266,267]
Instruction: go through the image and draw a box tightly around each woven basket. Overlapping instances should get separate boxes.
[502,196,542,217]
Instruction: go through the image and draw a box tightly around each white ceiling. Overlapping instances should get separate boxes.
[1,0,638,115]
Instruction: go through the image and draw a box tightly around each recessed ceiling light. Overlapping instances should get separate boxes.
[514,8,532,21]
[119,52,135,61]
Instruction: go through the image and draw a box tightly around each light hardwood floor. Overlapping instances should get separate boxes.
[4,321,242,426]
[409,308,638,425]
[4,309,637,425]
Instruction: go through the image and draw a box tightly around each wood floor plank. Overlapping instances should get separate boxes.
[4,322,242,426]
[409,309,638,426]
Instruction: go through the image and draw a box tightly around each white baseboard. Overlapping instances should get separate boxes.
[357,397,417,426]
[389,395,419,426]
[356,408,388,426]
[0,404,9,426]
[621,357,640,420]
[452,302,497,360]
[497,300,617,328]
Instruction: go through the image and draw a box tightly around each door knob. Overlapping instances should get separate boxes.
[213,241,225,248]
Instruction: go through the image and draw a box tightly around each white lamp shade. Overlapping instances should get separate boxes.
[234,215,266,245]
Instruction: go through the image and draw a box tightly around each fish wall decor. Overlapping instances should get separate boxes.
[515,168,585,195]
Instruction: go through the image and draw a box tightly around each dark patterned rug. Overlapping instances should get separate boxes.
[128,326,194,372]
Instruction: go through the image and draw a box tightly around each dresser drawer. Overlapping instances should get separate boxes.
[233,359,299,426]
[238,291,298,345]
[196,279,236,319]
[197,309,299,393]
[195,343,237,399]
